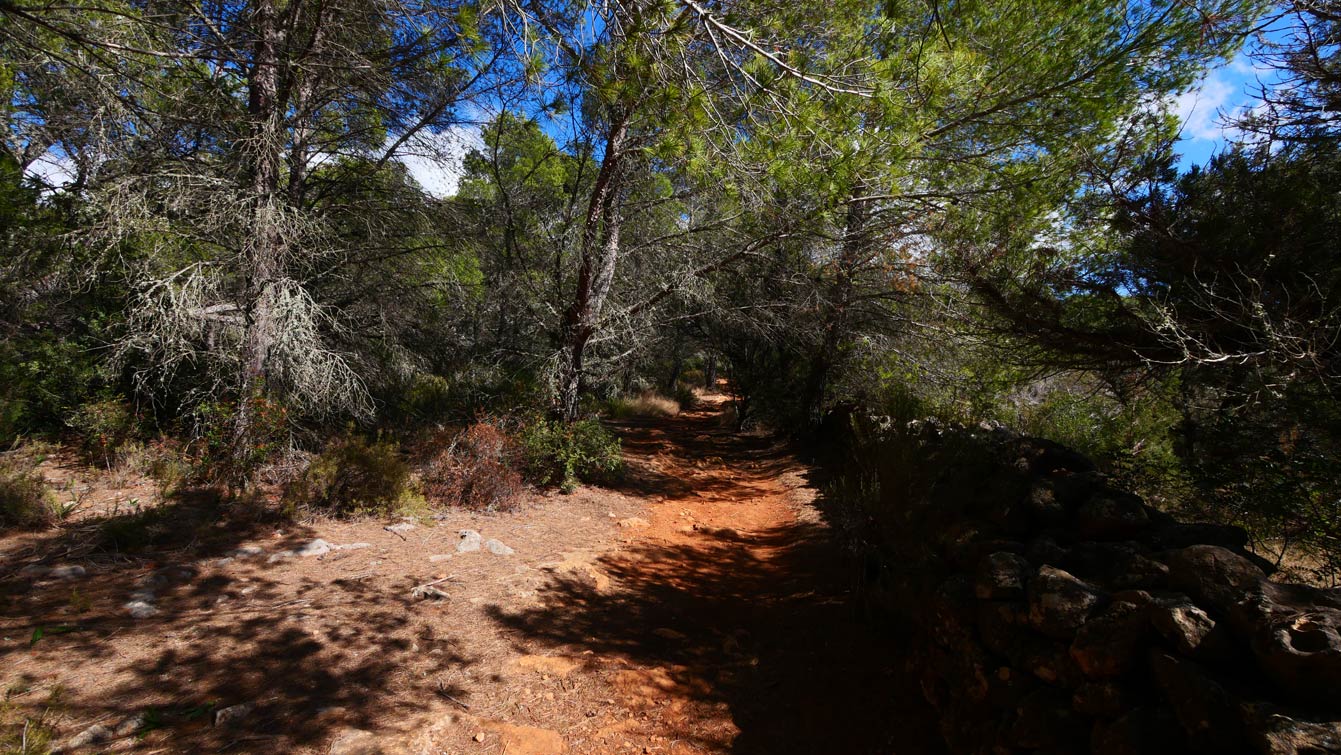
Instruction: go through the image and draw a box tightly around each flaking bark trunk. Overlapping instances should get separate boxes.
[556,111,629,423]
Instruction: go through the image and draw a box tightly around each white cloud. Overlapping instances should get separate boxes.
[1172,72,1237,141]
[24,149,76,190]
[390,125,483,198]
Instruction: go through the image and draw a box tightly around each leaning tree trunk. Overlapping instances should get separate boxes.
[556,112,629,423]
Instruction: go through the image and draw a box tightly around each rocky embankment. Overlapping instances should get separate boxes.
[822,413,1341,755]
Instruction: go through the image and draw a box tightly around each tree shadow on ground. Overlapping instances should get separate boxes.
[494,407,945,754]
[0,491,474,751]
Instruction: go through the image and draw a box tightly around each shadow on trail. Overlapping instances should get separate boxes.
[0,491,473,751]
[490,403,943,754]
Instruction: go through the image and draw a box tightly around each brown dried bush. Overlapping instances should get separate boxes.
[421,421,524,512]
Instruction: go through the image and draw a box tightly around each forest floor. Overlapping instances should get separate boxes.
[0,394,942,755]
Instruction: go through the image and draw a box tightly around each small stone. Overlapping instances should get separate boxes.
[1028,566,1107,640]
[267,550,296,563]
[125,600,159,619]
[114,713,147,737]
[1151,652,1245,751]
[214,702,254,727]
[49,565,86,580]
[975,552,1031,600]
[296,538,332,557]
[328,728,381,755]
[333,542,371,551]
[63,723,113,749]
[1076,494,1151,540]
[457,530,482,553]
[1166,544,1266,613]
[484,538,515,555]
[412,585,450,600]
[618,517,650,529]
[385,522,416,534]
[213,557,236,567]
[231,545,265,558]
[18,564,51,578]
[1244,702,1341,755]
[474,731,487,742]
[1150,595,1217,656]
[1070,600,1150,678]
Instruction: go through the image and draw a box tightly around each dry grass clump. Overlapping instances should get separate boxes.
[0,456,66,529]
[607,392,681,419]
[421,421,524,512]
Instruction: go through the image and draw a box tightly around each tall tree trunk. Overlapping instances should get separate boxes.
[801,187,868,427]
[236,0,286,443]
[556,111,629,422]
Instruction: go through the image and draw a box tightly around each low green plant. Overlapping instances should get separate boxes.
[0,462,64,529]
[0,684,63,755]
[284,434,411,514]
[520,418,622,493]
[671,382,698,411]
[193,394,290,485]
[66,399,136,469]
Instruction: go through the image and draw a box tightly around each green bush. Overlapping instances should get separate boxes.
[520,418,622,493]
[285,435,411,514]
[0,461,64,529]
[193,394,290,484]
[672,381,698,411]
[66,399,137,468]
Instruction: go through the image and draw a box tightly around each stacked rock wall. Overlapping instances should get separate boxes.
[823,413,1341,755]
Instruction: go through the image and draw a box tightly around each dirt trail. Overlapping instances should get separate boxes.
[476,393,943,754]
[0,395,941,754]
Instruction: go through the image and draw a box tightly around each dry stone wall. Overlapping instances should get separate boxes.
[821,412,1341,755]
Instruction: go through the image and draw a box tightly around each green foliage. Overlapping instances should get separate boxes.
[671,382,698,411]
[285,435,411,515]
[0,335,105,445]
[0,460,64,529]
[192,395,290,484]
[66,399,137,468]
[519,418,622,493]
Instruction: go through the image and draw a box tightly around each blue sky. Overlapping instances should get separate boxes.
[1170,51,1267,168]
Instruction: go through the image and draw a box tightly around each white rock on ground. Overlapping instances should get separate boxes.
[49,565,87,580]
[56,723,112,751]
[231,545,265,558]
[484,538,515,555]
[457,529,482,553]
[332,542,371,551]
[385,522,416,534]
[125,600,159,619]
[213,702,254,727]
[328,728,381,755]
[296,538,332,557]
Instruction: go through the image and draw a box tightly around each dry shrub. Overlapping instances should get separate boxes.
[0,459,64,529]
[422,421,524,512]
[607,392,680,419]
